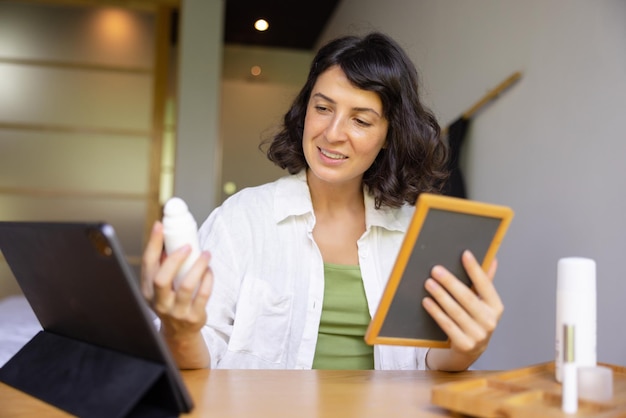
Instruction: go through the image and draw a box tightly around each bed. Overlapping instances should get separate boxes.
[0,295,42,367]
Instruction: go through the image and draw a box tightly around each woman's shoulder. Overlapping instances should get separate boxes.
[365,193,415,232]
[198,172,305,240]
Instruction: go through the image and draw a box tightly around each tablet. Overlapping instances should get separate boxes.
[364,193,514,348]
[0,221,193,415]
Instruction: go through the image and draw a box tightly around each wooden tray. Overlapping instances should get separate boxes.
[431,362,626,417]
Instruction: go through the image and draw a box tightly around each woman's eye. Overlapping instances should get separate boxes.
[355,118,372,127]
[315,105,329,112]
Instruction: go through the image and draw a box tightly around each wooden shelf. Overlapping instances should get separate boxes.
[431,362,626,417]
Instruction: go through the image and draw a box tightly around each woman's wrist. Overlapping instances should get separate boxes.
[161,327,211,369]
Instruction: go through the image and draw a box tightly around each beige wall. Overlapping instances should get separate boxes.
[0,1,162,298]
[219,45,313,203]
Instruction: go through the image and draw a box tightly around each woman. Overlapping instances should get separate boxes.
[141,32,503,371]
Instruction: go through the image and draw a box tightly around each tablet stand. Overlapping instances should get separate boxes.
[0,331,180,418]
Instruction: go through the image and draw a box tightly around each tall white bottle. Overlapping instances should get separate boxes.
[555,257,596,382]
[162,197,201,289]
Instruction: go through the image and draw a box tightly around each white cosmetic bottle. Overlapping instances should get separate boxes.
[555,257,596,382]
[162,197,201,289]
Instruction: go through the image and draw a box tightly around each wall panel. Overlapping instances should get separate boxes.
[0,1,164,298]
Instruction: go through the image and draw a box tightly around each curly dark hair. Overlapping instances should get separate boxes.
[261,32,449,208]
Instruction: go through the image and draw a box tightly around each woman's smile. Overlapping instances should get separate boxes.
[318,147,348,161]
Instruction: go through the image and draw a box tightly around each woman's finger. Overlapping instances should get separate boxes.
[424,257,503,353]
[152,244,191,313]
[422,280,489,353]
[171,252,210,315]
[141,221,164,300]
[460,251,503,316]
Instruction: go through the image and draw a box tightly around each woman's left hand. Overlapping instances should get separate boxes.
[422,249,503,370]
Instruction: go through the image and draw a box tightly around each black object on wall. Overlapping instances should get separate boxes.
[442,116,471,199]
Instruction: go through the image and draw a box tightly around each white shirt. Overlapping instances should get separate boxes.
[198,170,429,369]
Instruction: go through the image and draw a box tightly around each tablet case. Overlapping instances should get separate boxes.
[0,221,193,417]
[365,193,514,348]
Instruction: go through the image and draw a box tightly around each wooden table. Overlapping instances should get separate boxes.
[0,369,493,417]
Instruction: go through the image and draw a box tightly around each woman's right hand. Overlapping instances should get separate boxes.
[141,221,214,368]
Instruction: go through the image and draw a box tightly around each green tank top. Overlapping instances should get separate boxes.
[312,263,374,369]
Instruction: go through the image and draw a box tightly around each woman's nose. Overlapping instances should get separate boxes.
[325,115,348,142]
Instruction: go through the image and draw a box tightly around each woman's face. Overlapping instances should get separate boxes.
[303,66,388,189]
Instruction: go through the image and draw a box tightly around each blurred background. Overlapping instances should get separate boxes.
[1,0,625,371]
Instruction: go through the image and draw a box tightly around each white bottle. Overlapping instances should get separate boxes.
[162,197,201,289]
[555,257,596,382]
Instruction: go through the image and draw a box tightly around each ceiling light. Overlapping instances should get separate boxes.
[254,19,269,32]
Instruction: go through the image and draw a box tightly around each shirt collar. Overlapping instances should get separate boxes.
[363,191,411,233]
[273,170,412,233]
[274,170,312,223]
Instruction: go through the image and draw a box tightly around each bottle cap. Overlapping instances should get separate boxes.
[162,197,197,231]
[164,197,189,216]
[557,257,596,293]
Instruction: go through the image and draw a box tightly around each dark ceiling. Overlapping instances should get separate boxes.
[223,0,341,50]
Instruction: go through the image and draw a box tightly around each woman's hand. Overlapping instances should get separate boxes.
[422,250,503,371]
[141,221,214,368]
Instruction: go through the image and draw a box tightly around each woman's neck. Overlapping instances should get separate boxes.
[306,169,364,214]
[306,169,366,265]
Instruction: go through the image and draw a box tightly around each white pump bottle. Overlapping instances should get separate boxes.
[162,197,201,289]
[555,257,597,383]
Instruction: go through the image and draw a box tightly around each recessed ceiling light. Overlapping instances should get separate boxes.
[254,19,269,32]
